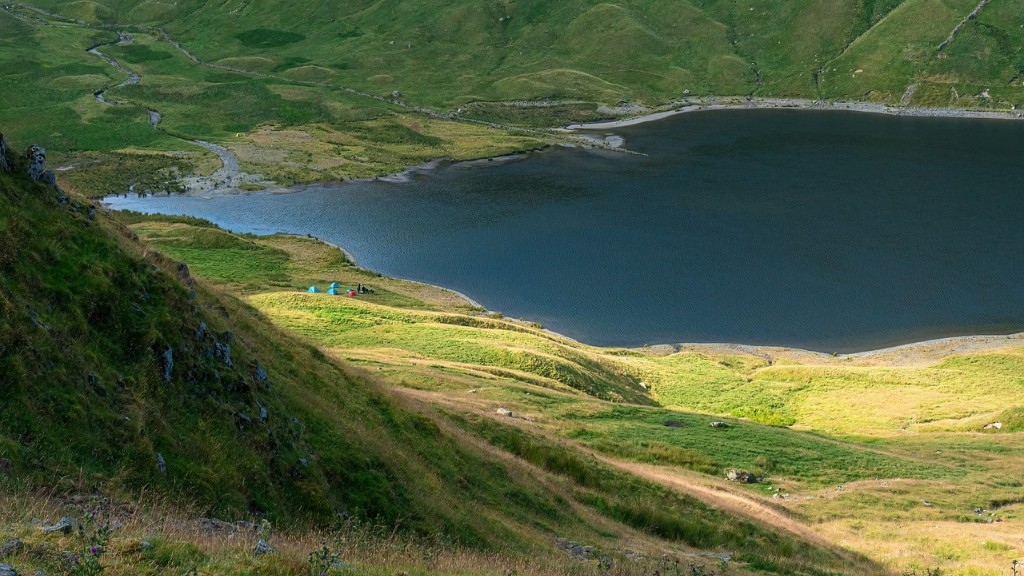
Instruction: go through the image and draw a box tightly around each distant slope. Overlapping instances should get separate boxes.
[3,0,1021,198]
[18,0,1024,110]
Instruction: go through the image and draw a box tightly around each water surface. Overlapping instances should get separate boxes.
[105,110,1024,352]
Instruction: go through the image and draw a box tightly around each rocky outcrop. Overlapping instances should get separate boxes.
[25,145,45,181]
[253,539,274,556]
[162,347,174,383]
[0,539,23,557]
[39,517,75,534]
[726,469,762,483]
[0,133,10,172]
[0,562,17,576]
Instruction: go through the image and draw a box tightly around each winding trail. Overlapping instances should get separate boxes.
[80,26,266,193]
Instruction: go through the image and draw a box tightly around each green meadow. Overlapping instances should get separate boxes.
[121,214,1024,576]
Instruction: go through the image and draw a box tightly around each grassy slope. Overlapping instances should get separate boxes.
[0,139,864,575]
[124,215,1024,575]
[22,0,1024,110]
[0,9,548,196]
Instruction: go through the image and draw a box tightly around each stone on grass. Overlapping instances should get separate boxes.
[0,562,17,576]
[253,539,274,556]
[496,408,513,417]
[39,517,75,534]
[726,469,761,484]
[709,421,729,428]
[0,538,23,557]
[25,145,45,181]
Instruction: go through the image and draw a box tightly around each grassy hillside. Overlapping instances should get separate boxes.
[0,135,876,574]
[2,0,1023,196]
[120,214,1024,575]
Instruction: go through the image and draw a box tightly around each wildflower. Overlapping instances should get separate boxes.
[91,546,98,554]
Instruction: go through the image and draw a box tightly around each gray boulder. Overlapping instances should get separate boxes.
[39,517,75,534]
[709,421,729,428]
[162,347,173,383]
[1,538,24,557]
[0,133,10,172]
[726,469,761,483]
[25,145,45,181]
[40,170,56,188]
[198,518,236,535]
[0,562,17,576]
[253,539,274,556]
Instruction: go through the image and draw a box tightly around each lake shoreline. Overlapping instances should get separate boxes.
[564,96,1024,131]
[301,234,1024,363]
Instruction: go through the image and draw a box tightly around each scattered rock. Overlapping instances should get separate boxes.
[554,538,594,561]
[0,539,23,557]
[0,562,17,576]
[235,520,258,531]
[983,422,1002,430]
[0,133,10,173]
[39,517,75,534]
[709,421,729,428]
[258,403,268,422]
[922,500,933,507]
[161,347,173,383]
[391,90,402,98]
[663,420,687,428]
[726,469,762,483]
[156,452,166,474]
[140,539,154,551]
[255,364,268,386]
[253,539,274,557]
[195,322,207,341]
[496,408,514,417]
[214,342,232,367]
[40,170,56,188]
[235,412,253,430]
[298,457,309,467]
[25,145,45,181]
[176,263,194,289]
[198,518,236,535]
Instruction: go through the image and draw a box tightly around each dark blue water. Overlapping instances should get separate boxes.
[105,110,1024,352]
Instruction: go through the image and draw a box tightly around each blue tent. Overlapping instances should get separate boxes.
[329,282,342,289]
[307,286,321,293]
[326,288,341,295]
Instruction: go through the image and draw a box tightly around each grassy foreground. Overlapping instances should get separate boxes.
[2,133,876,575]
[121,214,1024,576]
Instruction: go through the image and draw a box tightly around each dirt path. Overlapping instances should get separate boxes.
[600,457,833,547]
[391,386,858,561]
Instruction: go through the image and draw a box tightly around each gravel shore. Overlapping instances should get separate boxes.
[566,96,1024,131]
